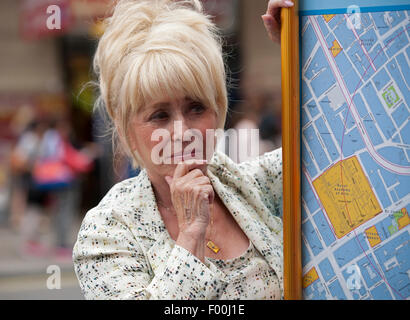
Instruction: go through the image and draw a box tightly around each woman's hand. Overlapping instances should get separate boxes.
[165,160,214,261]
[262,0,294,43]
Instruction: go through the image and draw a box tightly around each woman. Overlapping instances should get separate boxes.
[73,0,294,300]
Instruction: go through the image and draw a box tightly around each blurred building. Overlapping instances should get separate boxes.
[0,0,111,222]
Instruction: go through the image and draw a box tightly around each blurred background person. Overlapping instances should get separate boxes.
[9,120,48,233]
[31,118,97,259]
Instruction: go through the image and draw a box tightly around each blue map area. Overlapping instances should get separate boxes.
[300,8,410,300]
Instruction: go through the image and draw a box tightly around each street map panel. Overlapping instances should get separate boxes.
[300,5,410,300]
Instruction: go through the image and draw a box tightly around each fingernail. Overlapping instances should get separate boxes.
[284,0,294,7]
[261,14,272,25]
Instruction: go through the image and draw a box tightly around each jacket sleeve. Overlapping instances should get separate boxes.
[73,206,228,300]
[238,147,283,218]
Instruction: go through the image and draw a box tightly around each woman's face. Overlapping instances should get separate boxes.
[130,95,218,179]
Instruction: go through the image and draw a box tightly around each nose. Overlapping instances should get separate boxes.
[170,115,195,158]
[171,116,190,142]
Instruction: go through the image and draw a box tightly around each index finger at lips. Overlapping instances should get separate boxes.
[173,159,207,180]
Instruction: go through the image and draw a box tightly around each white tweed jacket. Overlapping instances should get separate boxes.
[73,148,283,299]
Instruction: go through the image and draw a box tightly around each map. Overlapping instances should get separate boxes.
[300,4,410,300]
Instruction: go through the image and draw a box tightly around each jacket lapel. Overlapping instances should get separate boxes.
[207,153,284,294]
[127,170,172,274]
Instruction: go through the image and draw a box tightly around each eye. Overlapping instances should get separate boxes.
[189,102,206,114]
[149,111,169,121]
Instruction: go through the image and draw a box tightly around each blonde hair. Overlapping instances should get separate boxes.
[93,0,228,168]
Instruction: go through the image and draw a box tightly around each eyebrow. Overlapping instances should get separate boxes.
[150,102,170,109]
[145,97,195,111]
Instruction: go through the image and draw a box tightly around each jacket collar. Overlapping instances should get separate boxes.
[207,152,283,293]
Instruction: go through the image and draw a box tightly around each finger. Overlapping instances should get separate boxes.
[266,0,294,16]
[195,185,214,222]
[191,185,212,212]
[174,192,188,224]
[184,185,190,210]
[262,14,280,33]
[188,177,214,205]
[266,0,280,16]
[204,184,215,204]
[262,15,280,42]
[274,4,282,25]
[190,175,212,186]
[184,207,192,222]
[179,168,205,183]
[176,176,211,210]
[193,184,214,205]
[176,168,206,187]
[178,176,213,219]
[196,198,211,225]
[173,159,207,180]
[264,0,294,28]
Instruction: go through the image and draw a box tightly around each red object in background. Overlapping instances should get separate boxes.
[20,0,74,40]
[33,160,74,186]
[32,141,93,189]
[63,141,94,174]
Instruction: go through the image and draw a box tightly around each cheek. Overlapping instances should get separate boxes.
[197,112,217,133]
[133,124,176,167]
[195,115,218,151]
[131,125,157,156]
